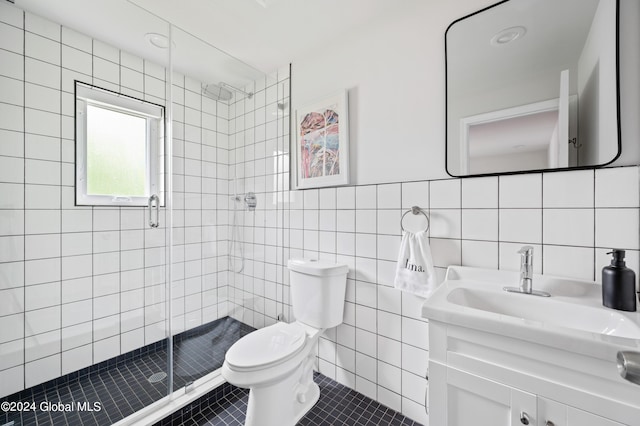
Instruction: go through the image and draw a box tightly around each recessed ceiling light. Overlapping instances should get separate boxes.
[491,26,526,46]
[145,32,170,49]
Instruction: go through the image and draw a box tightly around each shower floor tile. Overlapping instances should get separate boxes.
[0,317,254,426]
[155,372,423,426]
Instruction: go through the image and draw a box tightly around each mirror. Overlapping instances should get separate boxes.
[446,0,620,177]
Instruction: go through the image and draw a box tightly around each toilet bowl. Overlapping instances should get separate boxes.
[222,258,348,426]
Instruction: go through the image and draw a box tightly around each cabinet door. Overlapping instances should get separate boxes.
[446,367,537,426]
[567,407,625,426]
[539,397,625,426]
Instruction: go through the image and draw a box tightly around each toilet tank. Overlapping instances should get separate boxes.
[288,258,348,329]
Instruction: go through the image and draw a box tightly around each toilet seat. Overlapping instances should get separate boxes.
[225,322,307,371]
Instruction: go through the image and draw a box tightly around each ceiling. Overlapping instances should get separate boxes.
[15,0,402,87]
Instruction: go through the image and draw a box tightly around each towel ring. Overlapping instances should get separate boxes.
[401,206,430,232]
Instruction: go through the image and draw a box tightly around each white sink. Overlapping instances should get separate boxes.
[423,266,640,350]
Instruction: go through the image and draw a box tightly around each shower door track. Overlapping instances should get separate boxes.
[111,369,225,426]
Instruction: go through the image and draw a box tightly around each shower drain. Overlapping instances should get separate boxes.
[147,372,167,383]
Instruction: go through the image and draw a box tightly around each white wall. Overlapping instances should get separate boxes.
[292,0,639,185]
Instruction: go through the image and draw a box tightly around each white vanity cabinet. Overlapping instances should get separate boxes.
[431,363,625,426]
[427,321,634,426]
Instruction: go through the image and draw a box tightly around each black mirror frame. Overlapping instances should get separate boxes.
[444,0,621,178]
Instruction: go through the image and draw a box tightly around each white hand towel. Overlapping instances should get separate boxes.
[394,230,436,298]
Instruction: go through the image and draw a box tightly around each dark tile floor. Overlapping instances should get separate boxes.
[156,372,423,426]
[0,317,254,426]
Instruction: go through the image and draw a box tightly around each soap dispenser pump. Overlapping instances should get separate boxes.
[602,249,637,312]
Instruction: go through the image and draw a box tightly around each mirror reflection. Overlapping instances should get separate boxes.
[446,0,620,177]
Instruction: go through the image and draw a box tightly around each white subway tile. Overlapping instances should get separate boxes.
[25,32,60,65]
[0,339,23,370]
[62,299,91,327]
[378,361,401,394]
[429,238,461,268]
[25,233,60,259]
[25,281,60,310]
[25,258,60,285]
[378,184,401,209]
[499,209,542,244]
[61,27,91,52]
[61,45,91,74]
[25,305,60,335]
[61,277,92,303]
[0,287,23,316]
[61,322,92,351]
[25,159,60,185]
[543,209,594,247]
[93,335,119,364]
[401,317,429,351]
[337,186,355,209]
[462,240,498,269]
[0,210,24,236]
[543,170,594,208]
[0,50,24,80]
[0,22,23,54]
[0,75,24,106]
[0,261,24,290]
[0,235,23,262]
[543,245,594,281]
[25,58,60,89]
[121,328,145,354]
[377,311,401,340]
[25,329,60,362]
[25,13,60,41]
[356,185,376,209]
[25,354,60,388]
[25,108,60,137]
[462,209,498,241]
[61,344,92,375]
[429,209,461,239]
[402,181,429,210]
[62,254,92,280]
[25,184,60,209]
[595,166,640,208]
[377,235,401,262]
[430,179,460,209]
[0,103,24,133]
[355,210,376,234]
[401,343,428,377]
[499,173,542,208]
[462,176,498,208]
[25,134,60,161]
[595,208,640,250]
[94,315,119,340]
[93,57,119,84]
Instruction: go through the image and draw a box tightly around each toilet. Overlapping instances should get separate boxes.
[221,258,349,426]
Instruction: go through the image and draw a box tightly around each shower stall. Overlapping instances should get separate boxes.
[0,1,290,424]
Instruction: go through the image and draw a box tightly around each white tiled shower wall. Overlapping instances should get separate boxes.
[0,5,240,398]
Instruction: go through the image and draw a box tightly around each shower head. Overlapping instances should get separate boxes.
[219,82,254,99]
[202,83,233,101]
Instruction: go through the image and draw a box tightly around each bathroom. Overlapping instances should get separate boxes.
[0,0,639,425]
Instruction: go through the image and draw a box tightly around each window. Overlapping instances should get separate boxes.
[75,81,165,206]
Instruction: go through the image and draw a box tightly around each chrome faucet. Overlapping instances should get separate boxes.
[504,246,550,297]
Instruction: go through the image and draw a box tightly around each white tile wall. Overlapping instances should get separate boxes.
[245,166,637,424]
[0,6,234,398]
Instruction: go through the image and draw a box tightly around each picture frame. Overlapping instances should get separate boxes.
[294,90,349,189]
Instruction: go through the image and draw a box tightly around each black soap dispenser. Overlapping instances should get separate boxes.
[602,249,637,312]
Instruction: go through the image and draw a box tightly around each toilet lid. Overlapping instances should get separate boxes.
[225,322,307,370]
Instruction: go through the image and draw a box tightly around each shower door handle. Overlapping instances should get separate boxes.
[148,194,160,228]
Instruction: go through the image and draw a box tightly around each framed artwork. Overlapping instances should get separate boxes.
[294,90,349,189]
